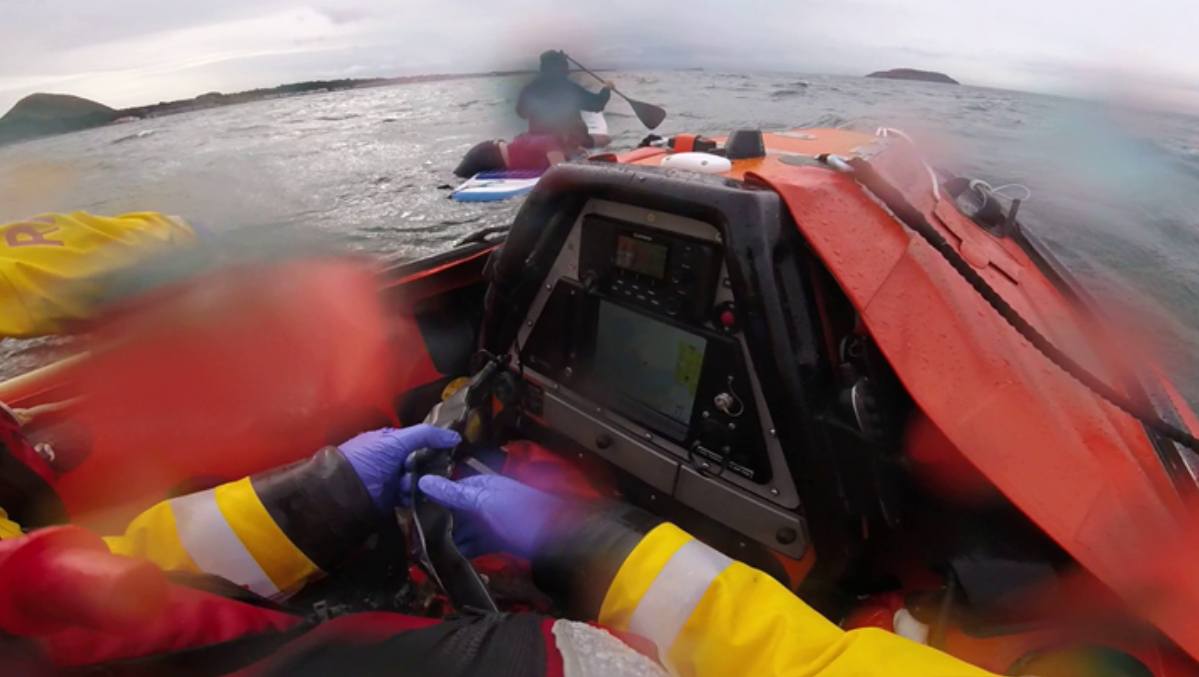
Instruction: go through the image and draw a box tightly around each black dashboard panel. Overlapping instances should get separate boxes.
[578,215,722,323]
[522,214,772,484]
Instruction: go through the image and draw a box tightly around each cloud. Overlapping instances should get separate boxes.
[314,5,378,25]
[2,0,1197,112]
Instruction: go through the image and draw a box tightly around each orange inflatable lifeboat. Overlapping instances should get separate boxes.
[5,127,1199,674]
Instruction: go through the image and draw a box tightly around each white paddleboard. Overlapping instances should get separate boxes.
[451,170,544,203]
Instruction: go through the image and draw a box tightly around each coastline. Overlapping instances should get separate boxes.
[0,69,537,147]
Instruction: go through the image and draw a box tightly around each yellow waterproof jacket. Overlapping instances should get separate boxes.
[2,445,996,676]
[102,447,368,599]
[0,211,197,337]
[598,523,996,676]
[1,447,369,599]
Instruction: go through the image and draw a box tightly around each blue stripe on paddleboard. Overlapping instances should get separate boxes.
[473,170,544,180]
[451,184,537,202]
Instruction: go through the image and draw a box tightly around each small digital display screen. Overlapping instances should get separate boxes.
[615,234,668,279]
[593,301,706,425]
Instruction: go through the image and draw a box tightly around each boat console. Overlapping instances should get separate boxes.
[459,159,838,562]
[513,199,807,557]
[472,162,905,568]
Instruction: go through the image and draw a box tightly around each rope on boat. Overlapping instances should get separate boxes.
[824,153,1199,482]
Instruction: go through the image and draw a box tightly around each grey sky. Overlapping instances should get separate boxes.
[3,0,1197,112]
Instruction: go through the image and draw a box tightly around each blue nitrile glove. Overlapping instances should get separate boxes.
[339,425,461,510]
[396,446,508,508]
[417,474,566,558]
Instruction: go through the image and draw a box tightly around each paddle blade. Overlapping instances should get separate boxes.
[630,99,667,130]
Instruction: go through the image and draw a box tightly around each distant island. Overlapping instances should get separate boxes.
[866,68,960,85]
[0,70,535,147]
[0,93,120,145]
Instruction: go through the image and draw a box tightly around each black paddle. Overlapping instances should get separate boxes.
[564,54,666,130]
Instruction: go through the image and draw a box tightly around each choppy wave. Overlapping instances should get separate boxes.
[111,129,157,144]
[804,113,851,128]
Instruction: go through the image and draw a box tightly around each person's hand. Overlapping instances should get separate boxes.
[602,80,616,90]
[339,425,461,510]
[417,474,567,558]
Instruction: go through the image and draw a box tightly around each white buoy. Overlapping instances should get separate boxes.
[660,152,733,174]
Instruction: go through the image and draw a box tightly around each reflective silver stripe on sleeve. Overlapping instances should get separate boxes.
[169,489,280,597]
[627,538,733,662]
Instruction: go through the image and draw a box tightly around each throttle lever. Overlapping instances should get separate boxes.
[408,449,496,612]
[407,354,508,613]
